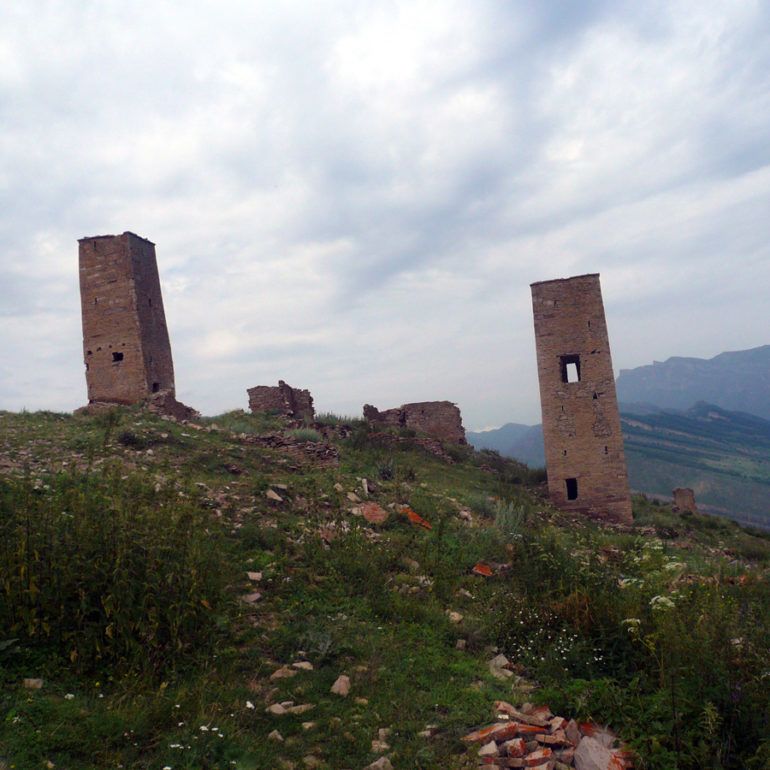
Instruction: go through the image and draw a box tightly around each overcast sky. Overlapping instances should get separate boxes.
[1,1,769,429]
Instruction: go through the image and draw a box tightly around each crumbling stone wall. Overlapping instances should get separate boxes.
[531,274,632,524]
[247,380,315,421]
[79,232,176,405]
[363,401,466,444]
[673,487,698,513]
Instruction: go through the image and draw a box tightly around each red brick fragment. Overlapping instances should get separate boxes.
[472,561,494,577]
[404,507,432,530]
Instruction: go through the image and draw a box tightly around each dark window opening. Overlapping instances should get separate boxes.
[587,320,591,328]
[94,298,98,305]
[560,354,581,383]
[566,478,578,500]
[148,298,152,307]
[152,382,160,393]
[562,449,567,456]
[593,392,598,400]
[604,446,609,454]
[112,352,124,362]
[86,350,92,356]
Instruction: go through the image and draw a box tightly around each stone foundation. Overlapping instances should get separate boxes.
[363,401,466,444]
[247,380,315,421]
[672,487,698,513]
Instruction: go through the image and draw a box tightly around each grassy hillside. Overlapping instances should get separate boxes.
[621,403,770,528]
[1,409,769,770]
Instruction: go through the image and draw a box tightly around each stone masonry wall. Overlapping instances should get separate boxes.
[531,274,632,524]
[673,487,698,513]
[247,381,315,421]
[364,401,466,444]
[79,232,175,405]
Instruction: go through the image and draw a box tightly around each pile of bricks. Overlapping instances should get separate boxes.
[464,701,633,770]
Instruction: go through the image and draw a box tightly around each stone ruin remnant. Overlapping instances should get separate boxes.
[247,380,315,421]
[363,401,467,444]
[78,231,196,419]
[672,487,698,513]
[530,273,632,524]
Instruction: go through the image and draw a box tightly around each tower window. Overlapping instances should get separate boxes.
[560,355,581,383]
[112,352,124,362]
[152,382,160,393]
[566,478,578,500]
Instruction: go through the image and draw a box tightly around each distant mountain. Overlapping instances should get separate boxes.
[468,402,770,529]
[616,345,770,420]
[466,423,531,454]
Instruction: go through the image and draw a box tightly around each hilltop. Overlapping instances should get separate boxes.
[1,408,769,769]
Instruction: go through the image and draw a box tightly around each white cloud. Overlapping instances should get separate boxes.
[1,0,769,429]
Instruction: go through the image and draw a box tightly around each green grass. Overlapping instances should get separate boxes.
[1,409,769,769]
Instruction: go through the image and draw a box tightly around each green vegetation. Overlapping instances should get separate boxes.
[0,409,768,769]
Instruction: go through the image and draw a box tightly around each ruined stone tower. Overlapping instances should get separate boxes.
[79,232,175,405]
[530,274,632,523]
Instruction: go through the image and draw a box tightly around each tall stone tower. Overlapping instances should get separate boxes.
[79,232,176,405]
[530,273,632,523]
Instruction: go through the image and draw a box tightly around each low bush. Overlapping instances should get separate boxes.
[0,469,234,677]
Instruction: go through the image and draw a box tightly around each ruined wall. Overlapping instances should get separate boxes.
[247,380,315,421]
[364,401,466,444]
[531,274,632,524]
[79,232,175,405]
[673,487,698,513]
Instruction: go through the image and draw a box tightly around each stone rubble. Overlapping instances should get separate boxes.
[464,701,633,770]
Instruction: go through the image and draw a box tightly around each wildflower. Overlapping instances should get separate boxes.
[650,595,675,611]
[199,725,209,732]
[246,701,255,709]
[64,693,75,700]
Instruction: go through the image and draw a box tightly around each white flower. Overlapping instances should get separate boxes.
[246,700,255,709]
[199,725,209,732]
[64,693,75,700]
[650,595,675,610]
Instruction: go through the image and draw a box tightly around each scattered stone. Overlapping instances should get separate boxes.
[447,611,463,624]
[354,697,369,705]
[334,483,344,492]
[489,654,514,680]
[266,488,283,502]
[361,501,389,524]
[574,736,613,770]
[270,666,297,680]
[478,740,499,757]
[23,678,44,689]
[364,758,393,770]
[371,739,390,752]
[347,492,361,503]
[266,703,288,715]
[456,639,467,650]
[246,571,262,581]
[302,721,317,731]
[293,661,314,671]
[331,674,351,696]
[302,755,322,768]
[268,730,284,742]
[287,704,315,715]
[462,699,633,769]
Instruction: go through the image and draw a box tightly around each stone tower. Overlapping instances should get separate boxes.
[530,273,632,523]
[79,232,175,405]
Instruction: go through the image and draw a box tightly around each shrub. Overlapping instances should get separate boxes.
[287,428,322,442]
[0,470,234,676]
